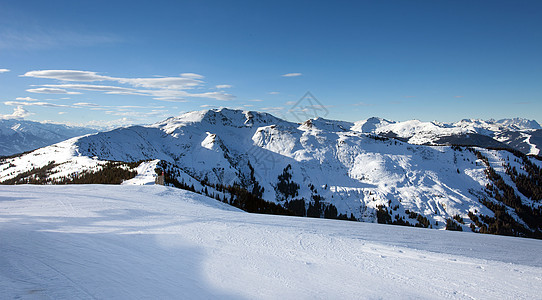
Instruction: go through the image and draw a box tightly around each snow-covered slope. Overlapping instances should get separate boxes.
[496,117,542,130]
[351,117,541,155]
[1,108,541,237]
[1,185,541,299]
[0,119,96,156]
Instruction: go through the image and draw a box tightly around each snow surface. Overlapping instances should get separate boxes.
[351,117,541,152]
[1,185,541,299]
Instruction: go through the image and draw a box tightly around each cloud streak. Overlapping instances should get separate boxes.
[281,73,302,77]
[26,87,81,94]
[0,69,10,73]
[4,101,71,108]
[0,28,119,50]
[15,97,38,101]
[22,69,234,101]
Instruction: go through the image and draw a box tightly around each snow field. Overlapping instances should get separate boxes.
[1,185,541,299]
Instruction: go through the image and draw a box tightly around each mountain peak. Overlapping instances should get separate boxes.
[496,118,541,130]
[351,117,395,133]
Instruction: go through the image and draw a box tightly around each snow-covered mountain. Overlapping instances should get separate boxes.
[0,119,96,157]
[1,108,541,238]
[353,117,541,155]
[2,184,541,299]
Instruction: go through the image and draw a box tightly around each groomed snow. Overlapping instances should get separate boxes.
[1,185,541,299]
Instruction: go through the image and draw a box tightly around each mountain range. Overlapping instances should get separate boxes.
[1,108,541,238]
[0,119,96,157]
[352,117,541,155]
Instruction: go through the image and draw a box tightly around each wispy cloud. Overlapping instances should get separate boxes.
[22,69,234,101]
[4,101,71,108]
[73,102,100,107]
[281,73,302,77]
[215,84,232,89]
[261,106,285,111]
[26,87,81,94]
[15,96,38,101]
[269,92,280,95]
[0,28,119,50]
[352,102,375,107]
[0,68,10,73]
[249,99,264,102]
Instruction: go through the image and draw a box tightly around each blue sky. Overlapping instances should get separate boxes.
[0,0,540,127]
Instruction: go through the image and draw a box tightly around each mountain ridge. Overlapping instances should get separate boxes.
[0,119,97,157]
[2,108,541,239]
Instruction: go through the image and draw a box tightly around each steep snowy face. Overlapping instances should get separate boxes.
[302,118,353,133]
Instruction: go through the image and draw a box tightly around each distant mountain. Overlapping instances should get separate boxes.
[496,118,541,130]
[0,119,96,156]
[352,117,541,155]
[1,108,541,239]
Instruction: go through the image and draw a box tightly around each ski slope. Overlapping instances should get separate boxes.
[1,185,541,299]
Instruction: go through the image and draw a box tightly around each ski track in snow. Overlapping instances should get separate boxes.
[1,185,541,299]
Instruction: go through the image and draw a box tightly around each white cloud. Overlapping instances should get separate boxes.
[0,68,10,73]
[22,69,234,101]
[119,77,202,90]
[73,102,100,107]
[249,99,264,102]
[269,92,280,95]
[215,84,232,89]
[23,70,203,90]
[26,87,81,94]
[58,111,67,115]
[43,84,144,95]
[180,73,204,79]
[4,101,70,108]
[0,106,33,119]
[22,70,108,82]
[281,73,302,77]
[15,97,38,101]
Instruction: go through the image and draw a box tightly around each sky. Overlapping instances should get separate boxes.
[0,0,541,127]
